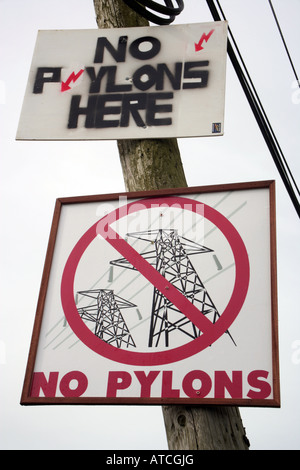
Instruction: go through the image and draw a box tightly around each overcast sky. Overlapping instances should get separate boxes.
[0,0,300,450]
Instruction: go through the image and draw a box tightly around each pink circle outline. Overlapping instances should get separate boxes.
[61,196,250,365]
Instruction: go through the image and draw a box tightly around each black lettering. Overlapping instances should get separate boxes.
[156,62,183,90]
[105,67,133,93]
[95,94,122,128]
[132,65,158,91]
[68,95,97,128]
[85,66,109,93]
[33,67,61,94]
[120,93,147,127]
[94,36,128,63]
[146,92,173,126]
[129,36,161,61]
[86,66,132,94]
[67,92,173,129]
[183,61,209,89]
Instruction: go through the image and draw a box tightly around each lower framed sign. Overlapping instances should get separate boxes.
[21,181,280,406]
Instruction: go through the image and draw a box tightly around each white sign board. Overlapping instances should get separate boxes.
[16,22,227,140]
[21,182,280,406]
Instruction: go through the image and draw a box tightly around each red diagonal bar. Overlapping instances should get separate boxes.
[96,220,215,336]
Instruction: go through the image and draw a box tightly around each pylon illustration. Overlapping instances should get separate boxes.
[76,289,136,348]
[111,229,235,347]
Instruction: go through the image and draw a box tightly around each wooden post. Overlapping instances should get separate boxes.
[93,0,250,450]
[93,0,186,191]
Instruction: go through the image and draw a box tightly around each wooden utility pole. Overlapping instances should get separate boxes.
[93,0,186,192]
[93,0,250,450]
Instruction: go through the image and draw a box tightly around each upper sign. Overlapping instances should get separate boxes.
[21,182,280,406]
[16,22,227,140]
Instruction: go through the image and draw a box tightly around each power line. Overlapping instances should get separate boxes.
[268,0,300,88]
[206,0,300,218]
[122,0,184,25]
[215,0,300,199]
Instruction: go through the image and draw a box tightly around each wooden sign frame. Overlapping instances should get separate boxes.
[21,181,280,406]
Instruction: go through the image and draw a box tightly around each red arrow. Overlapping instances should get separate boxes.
[195,29,214,52]
[61,69,84,92]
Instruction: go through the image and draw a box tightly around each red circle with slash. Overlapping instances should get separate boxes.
[61,196,250,365]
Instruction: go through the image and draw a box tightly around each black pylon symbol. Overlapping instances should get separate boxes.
[111,229,235,348]
[77,289,136,348]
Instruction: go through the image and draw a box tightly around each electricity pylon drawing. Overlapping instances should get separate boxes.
[111,229,235,347]
[76,289,136,348]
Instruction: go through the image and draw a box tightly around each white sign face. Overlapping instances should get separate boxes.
[21,182,280,406]
[16,22,227,140]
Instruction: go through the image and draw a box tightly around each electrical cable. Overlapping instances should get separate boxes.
[123,0,184,25]
[268,0,300,89]
[206,0,300,218]
[216,0,300,199]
